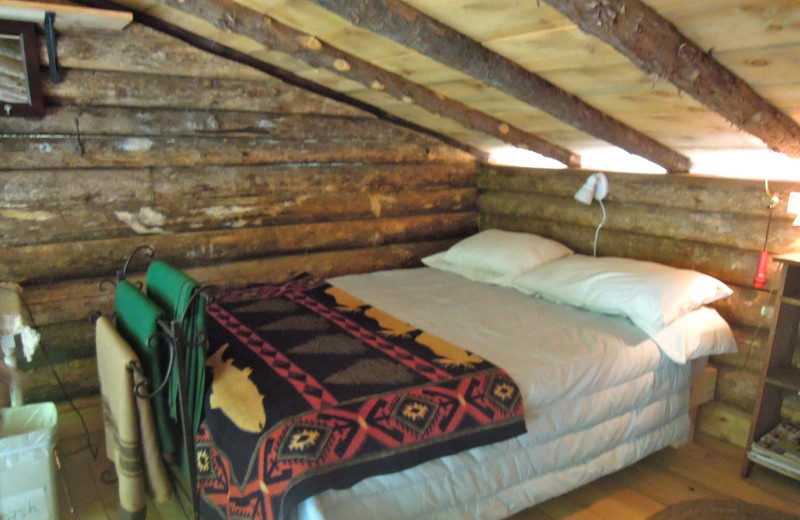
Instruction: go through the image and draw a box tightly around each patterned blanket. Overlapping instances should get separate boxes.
[196,276,526,520]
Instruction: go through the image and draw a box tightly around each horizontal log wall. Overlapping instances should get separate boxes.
[0,23,478,404]
[478,165,800,446]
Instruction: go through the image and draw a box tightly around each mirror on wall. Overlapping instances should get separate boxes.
[0,20,44,117]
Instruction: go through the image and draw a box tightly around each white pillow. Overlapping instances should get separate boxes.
[652,306,737,364]
[421,229,573,286]
[512,255,732,336]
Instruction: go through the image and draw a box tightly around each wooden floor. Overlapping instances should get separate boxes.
[55,431,800,520]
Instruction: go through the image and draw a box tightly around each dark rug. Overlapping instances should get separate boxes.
[649,499,800,520]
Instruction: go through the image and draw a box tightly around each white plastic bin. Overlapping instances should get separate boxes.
[0,402,59,520]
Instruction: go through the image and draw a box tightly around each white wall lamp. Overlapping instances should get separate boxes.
[574,172,609,257]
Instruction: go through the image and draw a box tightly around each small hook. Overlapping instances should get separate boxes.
[119,245,155,281]
[88,308,115,324]
[98,279,117,292]
[127,361,156,399]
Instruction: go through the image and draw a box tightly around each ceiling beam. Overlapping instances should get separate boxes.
[306,0,691,173]
[110,0,581,166]
[541,0,800,158]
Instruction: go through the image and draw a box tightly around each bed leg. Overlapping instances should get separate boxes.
[674,365,717,447]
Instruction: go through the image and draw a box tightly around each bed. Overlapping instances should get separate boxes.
[299,266,730,520]
[100,230,737,520]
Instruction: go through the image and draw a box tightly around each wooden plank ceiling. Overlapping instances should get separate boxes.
[73,0,800,174]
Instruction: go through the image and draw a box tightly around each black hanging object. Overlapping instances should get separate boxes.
[44,11,61,84]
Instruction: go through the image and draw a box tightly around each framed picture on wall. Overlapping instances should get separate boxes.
[0,20,44,117]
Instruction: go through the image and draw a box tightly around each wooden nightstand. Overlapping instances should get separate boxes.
[741,253,800,479]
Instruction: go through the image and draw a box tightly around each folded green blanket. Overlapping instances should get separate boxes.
[146,261,197,323]
[146,261,207,437]
[114,280,175,455]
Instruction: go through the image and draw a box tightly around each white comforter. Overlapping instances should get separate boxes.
[292,268,720,520]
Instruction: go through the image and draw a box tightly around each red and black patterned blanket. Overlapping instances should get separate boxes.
[196,276,526,520]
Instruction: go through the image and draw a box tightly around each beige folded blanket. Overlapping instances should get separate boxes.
[96,316,171,520]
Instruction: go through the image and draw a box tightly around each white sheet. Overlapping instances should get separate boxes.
[292,268,712,520]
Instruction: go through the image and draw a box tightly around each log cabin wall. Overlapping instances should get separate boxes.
[478,165,800,447]
[0,22,478,406]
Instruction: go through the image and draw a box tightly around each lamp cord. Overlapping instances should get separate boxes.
[762,196,778,250]
[593,199,606,257]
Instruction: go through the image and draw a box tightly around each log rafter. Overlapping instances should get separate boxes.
[542,0,800,158]
[305,0,690,172]
[89,0,580,166]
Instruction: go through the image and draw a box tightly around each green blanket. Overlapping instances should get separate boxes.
[146,261,207,436]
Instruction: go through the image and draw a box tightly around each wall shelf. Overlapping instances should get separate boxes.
[0,1,132,31]
[765,366,800,391]
[741,253,800,480]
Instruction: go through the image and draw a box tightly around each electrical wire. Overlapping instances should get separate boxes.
[39,340,99,458]
[593,199,606,257]
[700,177,783,434]
[745,286,775,371]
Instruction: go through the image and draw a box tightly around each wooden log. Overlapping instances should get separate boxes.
[480,213,769,288]
[23,357,99,404]
[715,366,760,413]
[713,328,800,374]
[713,325,769,373]
[717,358,800,419]
[0,135,472,170]
[479,190,797,252]
[44,69,365,115]
[21,320,96,370]
[0,189,477,245]
[1,162,478,206]
[543,0,800,158]
[708,372,800,436]
[2,213,476,282]
[478,166,800,218]
[0,167,151,206]
[22,240,457,326]
[149,0,579,166]
[0,105,419,141]
[303,0,689,172]
[46,23,269,80]
[151,162,478,199]
[19,279,116,329]
[696,400,752,448]
[712,285,772,328]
